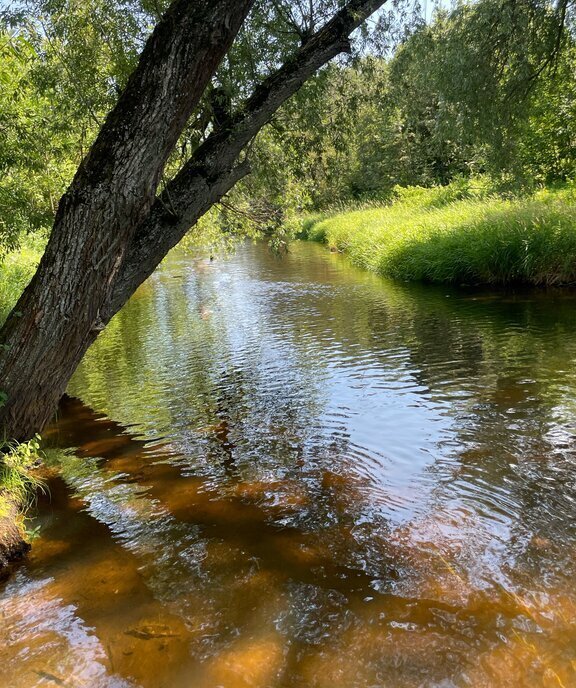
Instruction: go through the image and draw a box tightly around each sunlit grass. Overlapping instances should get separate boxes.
[0,436,45,526]
[301,181,576,285]
[0,234,44,325]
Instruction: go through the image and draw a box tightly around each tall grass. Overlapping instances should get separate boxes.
[0,234,43,325]
[0,436,45,526]
[301,181,576,286]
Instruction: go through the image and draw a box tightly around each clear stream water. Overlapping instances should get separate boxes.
[2,241,576,687]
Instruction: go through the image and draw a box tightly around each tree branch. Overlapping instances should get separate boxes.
[104,0,387,321]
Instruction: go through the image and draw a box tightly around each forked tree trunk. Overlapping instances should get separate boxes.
[0,0,386,441]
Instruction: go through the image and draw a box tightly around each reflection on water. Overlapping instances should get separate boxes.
[3,241,576,687]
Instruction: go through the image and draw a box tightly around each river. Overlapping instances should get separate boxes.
[2,241,576,687]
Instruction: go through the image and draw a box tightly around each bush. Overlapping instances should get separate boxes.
[0,436,45,520]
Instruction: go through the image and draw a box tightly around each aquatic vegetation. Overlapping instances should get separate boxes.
[301,181,576,285]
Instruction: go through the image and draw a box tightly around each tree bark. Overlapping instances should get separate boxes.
[0,0,386,440]
[0,0,254,440]
[104,0,387,320]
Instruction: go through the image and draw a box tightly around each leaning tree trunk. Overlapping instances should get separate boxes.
[0,0,385,441]
[102,0,386,322]
[0,0,254,440]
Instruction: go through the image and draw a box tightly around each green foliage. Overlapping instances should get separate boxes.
[0,234,43,326]
[302,180,576,285]
[248,0,576,213]
[179,200,262,258]
[0,32,78,253]
[0,1,401,255]
[387,0,576,185]
[0,435,45,519]
[247,58,397,212]
[0,0,574,276]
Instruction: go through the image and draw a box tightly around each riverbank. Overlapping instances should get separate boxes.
[0,500,31,579]
[0,437,45,578]
[299,182,576,286]
[0,238,43,576]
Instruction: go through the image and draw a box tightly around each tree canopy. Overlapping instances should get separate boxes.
[1,0,574,260]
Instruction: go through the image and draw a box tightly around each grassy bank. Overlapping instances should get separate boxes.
[0,238,44,575]
[300,182,576,286]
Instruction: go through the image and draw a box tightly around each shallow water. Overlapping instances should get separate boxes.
[2,241,576,687]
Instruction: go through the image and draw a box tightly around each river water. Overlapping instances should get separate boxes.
[2,241,576,687]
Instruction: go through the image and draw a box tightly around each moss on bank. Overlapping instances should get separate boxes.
[300,182,576,286]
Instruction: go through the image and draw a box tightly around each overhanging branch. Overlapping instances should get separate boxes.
[103,0,387,321]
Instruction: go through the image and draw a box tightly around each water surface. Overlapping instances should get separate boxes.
[2,241,576,687]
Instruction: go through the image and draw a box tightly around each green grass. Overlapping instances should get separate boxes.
[301,181,576,286]
[0,437,44,508]
[0,437,45,531]
[0,234,43,325]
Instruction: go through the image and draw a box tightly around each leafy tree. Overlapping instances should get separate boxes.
[388,0,576,184]
[247,0,576,209]
[0,33,76,253]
